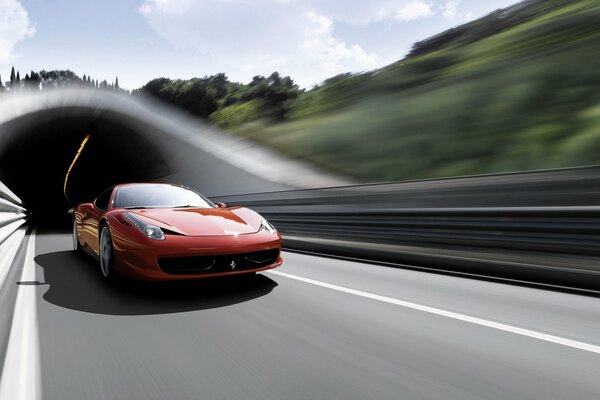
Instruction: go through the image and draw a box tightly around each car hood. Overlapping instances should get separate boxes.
[129,207,263,236]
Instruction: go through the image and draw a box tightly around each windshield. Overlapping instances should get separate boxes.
[113,184,214,209]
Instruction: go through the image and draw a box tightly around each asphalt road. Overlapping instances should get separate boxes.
[2,228,600,400]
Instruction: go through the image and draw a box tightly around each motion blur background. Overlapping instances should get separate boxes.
[2,0,599,185]
[2,2,600,399]
[1,0,600,288]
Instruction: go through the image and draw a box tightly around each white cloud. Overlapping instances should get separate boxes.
[442,0,460,20]
[442,0,474,22]
[302,11,377,73]
[395,1,434,22]
[0,0,35,65]
[463,11,474,21]
[303,0,434,25]
[139,0,380,86]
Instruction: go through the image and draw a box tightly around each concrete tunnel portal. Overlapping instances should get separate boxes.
[0,106,173,223]
[0,89,299,227]
[0,89,350,226]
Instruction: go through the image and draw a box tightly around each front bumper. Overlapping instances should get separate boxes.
[110,223,283,281]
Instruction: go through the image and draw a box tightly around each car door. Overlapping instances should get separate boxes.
[86,188,113,256]
[76,202,94,248]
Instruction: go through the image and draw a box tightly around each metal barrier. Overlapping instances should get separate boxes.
[213,169,600,290]
[0,181,27,246]
[263,207,600,256]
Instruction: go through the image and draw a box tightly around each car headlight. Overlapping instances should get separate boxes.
[124,213,165,240]
[260,218,277,234]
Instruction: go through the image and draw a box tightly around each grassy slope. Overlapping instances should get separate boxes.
[230,0,600,182]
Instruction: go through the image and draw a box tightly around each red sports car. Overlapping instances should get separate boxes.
[72,183,282,281]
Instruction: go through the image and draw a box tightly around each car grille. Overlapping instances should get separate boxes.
[158,249,280,275]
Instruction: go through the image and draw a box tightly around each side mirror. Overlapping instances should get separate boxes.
[216,202,227,208]
[78,203,94,214]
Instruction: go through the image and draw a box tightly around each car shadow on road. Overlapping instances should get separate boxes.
[34,250,279,315]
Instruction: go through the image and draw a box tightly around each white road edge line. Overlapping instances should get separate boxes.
[0,229,41,400]
[267,270,600,355]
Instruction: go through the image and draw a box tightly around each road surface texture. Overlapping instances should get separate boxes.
[1,228,599,400]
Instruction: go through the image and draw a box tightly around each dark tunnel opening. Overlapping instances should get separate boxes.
[0,107,172,226]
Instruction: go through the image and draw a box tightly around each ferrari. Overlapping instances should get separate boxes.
[72,183,282,281]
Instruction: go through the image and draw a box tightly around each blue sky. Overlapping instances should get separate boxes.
[1,0,519,90]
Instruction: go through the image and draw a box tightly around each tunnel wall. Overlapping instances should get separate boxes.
[0,89,294,223]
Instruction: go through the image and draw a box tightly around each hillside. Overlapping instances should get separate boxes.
[222,0,600,182]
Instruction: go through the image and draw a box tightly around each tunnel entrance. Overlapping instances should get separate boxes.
[0,107,172,225]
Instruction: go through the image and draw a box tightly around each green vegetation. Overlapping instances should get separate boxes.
[7,0,598,183]
[210,99,268,129]
[132,72,300,120]
[1,67,121,92]
[225,0,600,182]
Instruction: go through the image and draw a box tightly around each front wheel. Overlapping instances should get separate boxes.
[99,226,117,281]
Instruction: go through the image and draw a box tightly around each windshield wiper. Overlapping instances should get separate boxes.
[172,205,199,208]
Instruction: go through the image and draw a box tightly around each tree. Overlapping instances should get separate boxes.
[135,71,300,122]
[16,71,20,83]
[24,71,40,90]
[10,67,15,83]
[38,70,82,89]
[133,77,171,98]
[268,71,281,86]
[115,76,119,89]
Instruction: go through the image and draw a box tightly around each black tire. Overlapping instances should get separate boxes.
[99,225,117,282]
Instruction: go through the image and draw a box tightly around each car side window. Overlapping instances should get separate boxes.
[94,189,113,211]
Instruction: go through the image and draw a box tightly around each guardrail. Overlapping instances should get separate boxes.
[212,165,600,209]
[0,181,28,375]
[213,168,600,290]
[262,207,600,256]
[0,181,27,246]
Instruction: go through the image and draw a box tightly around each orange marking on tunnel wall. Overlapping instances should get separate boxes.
[64,134,91,200]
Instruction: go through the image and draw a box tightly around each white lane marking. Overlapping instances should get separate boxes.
[0,229,41,400]
[267,270,600,355]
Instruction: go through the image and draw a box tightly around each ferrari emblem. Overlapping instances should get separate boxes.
[230,261,236,270]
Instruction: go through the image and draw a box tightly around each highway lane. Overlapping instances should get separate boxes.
[3,228,600,399]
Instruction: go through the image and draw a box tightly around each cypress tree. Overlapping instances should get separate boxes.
[16,71,20,82]
[115,77,119,89]
[10,67,15,83]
